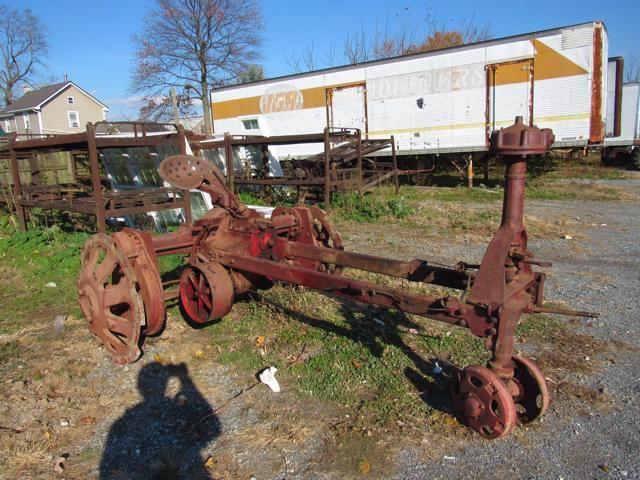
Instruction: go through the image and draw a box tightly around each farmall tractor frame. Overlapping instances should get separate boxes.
[77,117,596,439]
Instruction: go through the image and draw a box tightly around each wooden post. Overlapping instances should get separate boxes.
[467,154,474,189]
[323,128,331,208]
[87,123,106,233]
[177,125,192,224]
[8,135,27,231]
[391,135,399,195]
[357,132,363,200]
[483,155,490,185]
[224,132,234,192]
[261,145,270,178]
[28,156,41,186]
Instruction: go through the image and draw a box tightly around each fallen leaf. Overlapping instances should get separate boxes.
[351,359,363,369]
[80,416,96,425]
[204,456,216,468]
[154,354,169,365]
[358,459,371,475]
[598,464,609,473]
[444,416,458,428]
[194,350,206,360]
[255,335,266,348]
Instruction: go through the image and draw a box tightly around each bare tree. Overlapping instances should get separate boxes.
[323,43,337,68]
[343,26,371,64]
[290,7,491,72]
[408,9,491,53]
[130,0,263,134]
[139,93,195,122]
[625,52,640,83]
[0,4,49,106]
[301,41,318,72]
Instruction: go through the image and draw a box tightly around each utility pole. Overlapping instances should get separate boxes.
[170,87,179,126]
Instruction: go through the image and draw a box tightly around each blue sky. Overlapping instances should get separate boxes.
[15,0,640,118]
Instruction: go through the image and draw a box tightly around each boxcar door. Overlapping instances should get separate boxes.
[327,84,367,136]
[487,59,534,139]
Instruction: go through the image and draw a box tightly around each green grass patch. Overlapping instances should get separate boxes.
[207,285,489,425]
[0,340,20,362]
[516,313,566,343]
[330,192,414,222]
[0,214,187,337]
[238,191,269,206]
[376,185,504,204]
[525,182,624,201]
[0,220,90,328]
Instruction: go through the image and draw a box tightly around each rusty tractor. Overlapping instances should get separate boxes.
[77,117,596,439]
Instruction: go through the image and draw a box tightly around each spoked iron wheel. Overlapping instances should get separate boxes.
[452,365,517,439]
[510,355,550,423]
[179,263,234,324]
[77,234,144,365]
[308,205,344,274]
[115,229,166,335]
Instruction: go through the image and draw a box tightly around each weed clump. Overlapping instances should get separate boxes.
[330,193,414,222]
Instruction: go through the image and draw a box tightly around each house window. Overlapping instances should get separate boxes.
[67,96,74,104]
[3,119,10,132]
[68,111,80,128]
[23,113,30,131]
[241,118,259,130]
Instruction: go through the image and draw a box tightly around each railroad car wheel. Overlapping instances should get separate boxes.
[511,355,550,423]
[452,365,517,439]
[179,263,234,324]
[77,234,144,365]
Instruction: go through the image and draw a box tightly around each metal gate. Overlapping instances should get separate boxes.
[326,84,367,135]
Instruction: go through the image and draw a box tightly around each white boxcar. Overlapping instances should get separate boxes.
[211,21,609,158]
[604,83,640,146]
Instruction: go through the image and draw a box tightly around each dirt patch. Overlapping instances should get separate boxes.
[517,314,638,413]
[317,429,398,478]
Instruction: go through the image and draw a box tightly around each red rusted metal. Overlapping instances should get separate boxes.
[77,117,595,439]
[511,355,550,422]
[589,23,604,143]
[452,365,517,439]
[78,233,144,365]
[179,263,234,324]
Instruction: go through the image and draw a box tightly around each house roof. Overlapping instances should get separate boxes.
[0,81,109,116]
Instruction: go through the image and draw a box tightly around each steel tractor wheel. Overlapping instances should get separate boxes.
[179,262,234,325]
[452,365,518,439]
[77,234,145,365]
[510,355,550,422]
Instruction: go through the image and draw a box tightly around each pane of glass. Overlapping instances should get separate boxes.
[190,191,209,220]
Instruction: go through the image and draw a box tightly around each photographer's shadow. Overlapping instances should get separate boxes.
[100,362,220,480]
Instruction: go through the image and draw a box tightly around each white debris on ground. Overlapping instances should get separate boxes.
[259,366,281,393]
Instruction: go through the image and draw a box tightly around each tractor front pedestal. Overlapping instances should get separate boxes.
[451,116,554,438]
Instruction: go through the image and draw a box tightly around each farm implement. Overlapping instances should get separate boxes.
[77,117,596,439]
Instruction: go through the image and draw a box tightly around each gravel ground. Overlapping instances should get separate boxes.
[2,179,638,479]
[389,179,640,480]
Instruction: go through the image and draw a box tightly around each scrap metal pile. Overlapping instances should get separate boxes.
[77,117,597,439]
